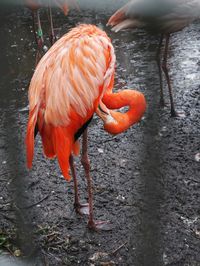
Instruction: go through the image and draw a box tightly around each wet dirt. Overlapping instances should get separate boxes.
[0,2,200,266]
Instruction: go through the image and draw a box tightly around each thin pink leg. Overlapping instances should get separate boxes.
[31,11,38,47]
[81,129,112,231]
[69,155,79,207]
[48,3,56,45]
[36,9,44,49]
[69,155,89,215]
[35,50,42,66]
[162,34,177,117]
[81,129,94,227]
[156,34,165,107]
[34,9,44,66]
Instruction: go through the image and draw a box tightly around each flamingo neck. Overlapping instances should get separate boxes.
[97,89,146,135]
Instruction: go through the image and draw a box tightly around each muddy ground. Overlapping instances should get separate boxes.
[0,2,200,266]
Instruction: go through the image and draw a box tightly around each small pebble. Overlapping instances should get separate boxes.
[116,195,125,201]
[98,148,104,153]
[89,252,108,262]
[14,249,21,257]
[194,153,200,162]
[43,45,48,52]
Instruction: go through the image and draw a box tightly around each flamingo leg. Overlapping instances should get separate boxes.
[34,9,44,65]
[81,129,112,231]
[31,11,38,47]
[36,9,44,49]
[161,34,177,117]
[156,34,165,107]
[81,129,94,227]
[48,3,56,45]
[69,154,89,215]
[35,50,42,66]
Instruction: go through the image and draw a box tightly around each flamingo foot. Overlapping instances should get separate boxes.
[74,203,89,215]
[170,109,177,117]
[88,220,113,231]
[171,109,186,118]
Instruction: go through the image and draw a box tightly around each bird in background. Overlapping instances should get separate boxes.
[107,0,200,117]
[25,24,146,230]
[25,0,79,59]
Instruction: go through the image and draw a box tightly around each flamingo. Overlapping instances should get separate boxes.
[107,0,200,117]
[25,24,146,230]
[25,0,79,48]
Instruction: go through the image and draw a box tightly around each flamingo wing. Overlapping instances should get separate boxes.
[26,24,116,180]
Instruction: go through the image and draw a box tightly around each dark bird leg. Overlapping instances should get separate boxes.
[31,11,38,47]
[35,10,44,65]
[161,34,177,117]
[81,128,112,231]
[69,154,89,215]
[156,34,165,107]
[48,4,56,45]
[36,9,44,49]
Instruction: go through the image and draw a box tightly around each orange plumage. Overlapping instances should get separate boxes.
[26,24,146,181]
